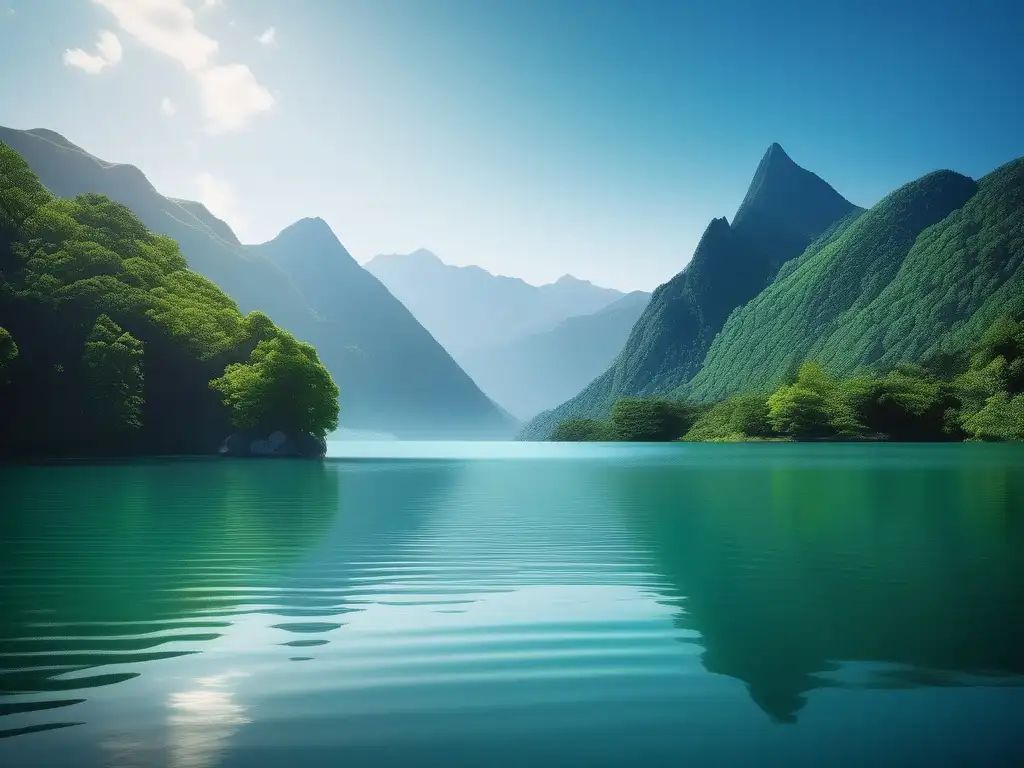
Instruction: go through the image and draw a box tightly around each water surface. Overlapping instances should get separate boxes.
[1,443,1023,766]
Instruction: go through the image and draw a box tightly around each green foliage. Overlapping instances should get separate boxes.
[688,170,981,402]
[610,397,700,441]
[857,364,955,441]
[961,393,1024,441]
[551,418,619,442]
[519,144,858,440]
[0,141,341,455]
[0,326,17,383]
[81,314,145,433]
[552,314,1024,444]
[683,393,772,442]
[210,332,340,440]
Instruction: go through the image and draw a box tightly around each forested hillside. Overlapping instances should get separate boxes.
[0,126,516,439]
[548,155,1024,444]
[520,143,859,440]
[0,142,339,457]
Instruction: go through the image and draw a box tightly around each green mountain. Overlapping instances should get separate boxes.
[519,143,859,439]
[364,250,626,358]
[0,126,515,439]
[459,290,651,420]
[685,158,1023,401]
[0,141,338,456]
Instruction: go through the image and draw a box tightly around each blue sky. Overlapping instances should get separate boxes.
[0,0,1022,291]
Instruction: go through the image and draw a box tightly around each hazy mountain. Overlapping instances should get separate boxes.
[519,143,859,439]
[684,158,1022,400]
[250,217,518,437]
[0,126,516,438]
[364,249,626,357]
[459,291,651,420]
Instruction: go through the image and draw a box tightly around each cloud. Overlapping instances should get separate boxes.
[202,0,222,7]
[197,65,274,134]
[160,97,176,116]
[92,0,273,133]
[255,26,276,46]
[63,30,122,74]
[195,172,250,236]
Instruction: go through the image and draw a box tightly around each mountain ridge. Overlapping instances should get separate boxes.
[0,125,516,438]
[518,143,861,439]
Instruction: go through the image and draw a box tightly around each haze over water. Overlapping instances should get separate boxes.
[1,444,1023,767]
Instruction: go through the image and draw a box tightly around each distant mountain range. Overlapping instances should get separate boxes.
[0,126,516,439]
[459,291,651,420]
[364,250,627,357]
[521,142,1024,439]
[365,249,650,419]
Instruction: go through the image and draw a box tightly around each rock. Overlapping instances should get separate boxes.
[219,428,327,459]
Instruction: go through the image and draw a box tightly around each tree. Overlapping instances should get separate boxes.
[82,314,145,434]
[0,326,17,384]
[210,332,340,440]
[858,364,955,441]
[610,397,698,442]
[766,385,831,438]
[961,393,1024,441]
[551,418,618,442]
[766,361,863,438]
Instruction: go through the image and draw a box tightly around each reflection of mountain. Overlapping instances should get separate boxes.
[617,447,1024,722]
[0,458,458,739]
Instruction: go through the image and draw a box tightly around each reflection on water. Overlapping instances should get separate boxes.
[0,444,1023,766]
[168,673,250,768]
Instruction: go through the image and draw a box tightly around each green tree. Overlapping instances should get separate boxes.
[210,332,340,440]
[0,326,17,384]
[961,393,1024,441]
[858,364,955,441]
[766,361,864,438]
[684,393,772,441]
[82,314,145,433]
[610,397,698,442]
[551,418,618,442]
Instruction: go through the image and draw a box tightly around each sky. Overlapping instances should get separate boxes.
[0,0,1022,292]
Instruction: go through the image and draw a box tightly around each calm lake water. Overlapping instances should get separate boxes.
[1,443,1023,767]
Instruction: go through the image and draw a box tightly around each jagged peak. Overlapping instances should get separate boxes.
[733,142,856,233]
[554,274,591,286]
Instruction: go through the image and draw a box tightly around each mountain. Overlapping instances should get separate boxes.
[519,143,860,439]
[684,158,1022,400]
[249,218,518,437]
[0,141,338,456]
[458,290,651,420]
[0,126,515,438]
[364,250,626,358]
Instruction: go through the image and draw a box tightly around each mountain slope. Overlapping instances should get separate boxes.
[365,250,626,357]
[250,218,517,437]
[0,126,515,438]
[519,143,859,439]
[686,158,1023,400]
[459,290,651,420]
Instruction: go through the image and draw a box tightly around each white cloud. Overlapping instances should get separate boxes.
[160,96,177,116]
[197,64,274,134]
[195,172,250,236]
[202,0,222,7]
[63,30,122,74]
[255,26,276,46]
[91,0,273,133]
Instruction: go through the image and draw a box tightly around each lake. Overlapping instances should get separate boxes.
[1,443,1023,767]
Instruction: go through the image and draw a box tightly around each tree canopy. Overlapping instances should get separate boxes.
[0,141,340,456]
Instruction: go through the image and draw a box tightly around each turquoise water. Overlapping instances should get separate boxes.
[1,443,1023,767]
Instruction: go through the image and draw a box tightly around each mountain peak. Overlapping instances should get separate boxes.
[732,143,857,237]
[554,274,588,286]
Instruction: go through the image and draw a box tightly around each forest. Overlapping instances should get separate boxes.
[552,311,1024,443]
[0,142,339,457]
